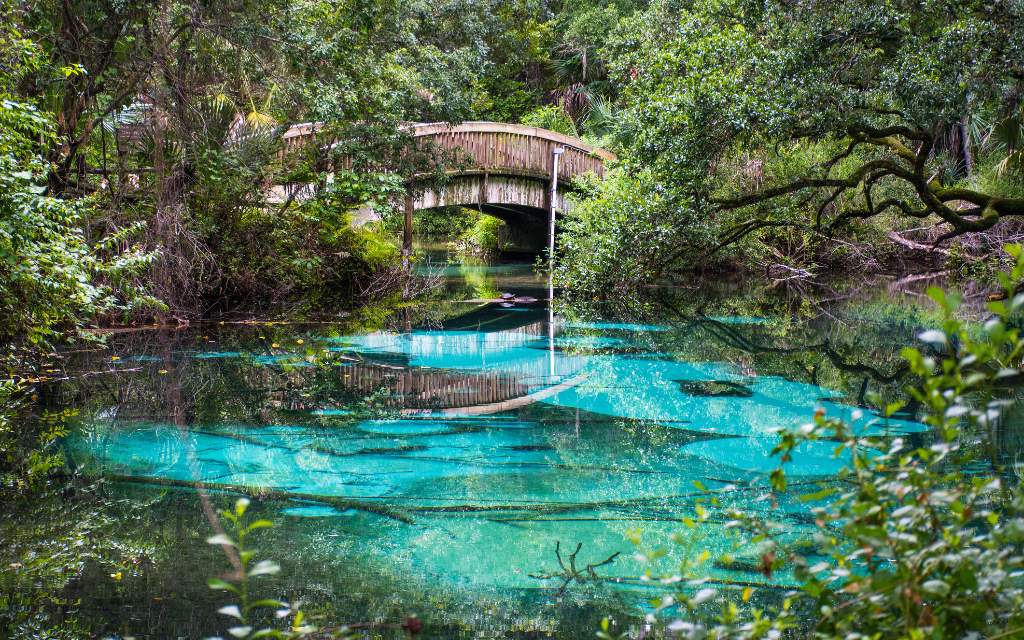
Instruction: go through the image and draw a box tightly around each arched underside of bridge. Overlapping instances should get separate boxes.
[413,173,567,251]
[351,173,565,251]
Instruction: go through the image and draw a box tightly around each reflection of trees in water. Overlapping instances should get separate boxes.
[64,327,371,425]
[678,310,910,403]
[55,315,882,629]
[560,283,919,405]
[62,290,490,426]
[42,281,1024,636]
[560,283,1024,466]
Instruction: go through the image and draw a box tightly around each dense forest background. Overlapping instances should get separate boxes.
[4,1,1024,638]
[4,0,1024,348]
[3,0,649,344]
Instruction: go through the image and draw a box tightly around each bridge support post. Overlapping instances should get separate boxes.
[549,147,564,381]
[402,193,414,269]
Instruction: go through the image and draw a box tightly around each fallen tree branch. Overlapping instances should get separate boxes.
[886,231,951,257]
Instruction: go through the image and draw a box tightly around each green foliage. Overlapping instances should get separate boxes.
[612,0,1021,182]
[630,246,1024,638]
[580,95,623,149]
[206,498,316,639]
[454,215,508,257]
[206,171,404,310]
[555,169,712,297]
[4,0,651,322]
[556,0,1024,288]
[382,206,479,239]
[984,108,1024,179]
[0,14,156,354]
[521,104,579,136]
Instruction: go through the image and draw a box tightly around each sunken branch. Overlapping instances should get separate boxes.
[529,541,621,597]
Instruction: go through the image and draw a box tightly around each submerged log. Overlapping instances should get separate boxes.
[103,473,416,524]
[600,575,799,592]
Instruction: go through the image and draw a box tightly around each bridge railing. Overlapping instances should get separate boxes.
[280,121,615,185]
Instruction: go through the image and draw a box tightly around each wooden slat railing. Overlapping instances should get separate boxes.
[280,121,615,185]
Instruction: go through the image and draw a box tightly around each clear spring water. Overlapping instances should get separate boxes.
[54,260,944,637]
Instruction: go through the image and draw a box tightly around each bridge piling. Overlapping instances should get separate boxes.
[402,193,414,270]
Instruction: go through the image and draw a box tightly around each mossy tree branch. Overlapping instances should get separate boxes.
[710,123,1024,251]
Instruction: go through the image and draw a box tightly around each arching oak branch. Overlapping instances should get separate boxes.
[710,123,1024,250]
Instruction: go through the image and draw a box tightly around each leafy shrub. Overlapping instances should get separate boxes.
[613,245,1024,639]
[454,215,508,257]
[521,104,579,137]
[0,47,156,351]
[555,169,714,297]
[208,175,403,311]
[380,205,480,239]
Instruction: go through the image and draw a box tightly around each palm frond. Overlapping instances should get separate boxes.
[988,110,1024,176]
[245,110,277,131]
[209,91,237,115]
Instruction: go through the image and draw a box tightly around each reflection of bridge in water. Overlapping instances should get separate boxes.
[337,317,587,414]
[341,363,530,412]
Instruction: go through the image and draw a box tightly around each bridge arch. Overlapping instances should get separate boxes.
[282,121,614,232]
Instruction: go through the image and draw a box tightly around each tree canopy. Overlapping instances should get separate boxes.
[557,0,1024,292]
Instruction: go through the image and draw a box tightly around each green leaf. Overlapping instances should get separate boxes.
[207,534,236,547]
[799,487,837,502]
[248,560,281,577]
[207,578,239,594]
[770,468,786,491]
[246,519,273,532]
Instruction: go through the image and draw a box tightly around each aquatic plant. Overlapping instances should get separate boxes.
[206,498,316,640]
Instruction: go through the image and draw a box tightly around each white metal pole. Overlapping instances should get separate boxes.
[549,147,564,380]
[549,147,564,274]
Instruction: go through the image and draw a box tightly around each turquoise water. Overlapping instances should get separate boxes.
[57,261,937,636]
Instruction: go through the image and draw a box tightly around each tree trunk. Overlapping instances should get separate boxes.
[147,0,206,320]
[958,115,973,177]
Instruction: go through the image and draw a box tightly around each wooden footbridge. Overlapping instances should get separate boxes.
[278,121,616,252]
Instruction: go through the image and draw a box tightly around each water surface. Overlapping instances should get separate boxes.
[49,260,950,637]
